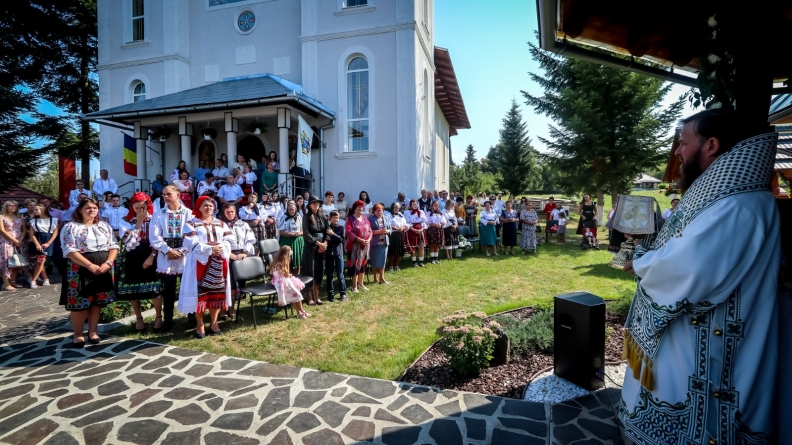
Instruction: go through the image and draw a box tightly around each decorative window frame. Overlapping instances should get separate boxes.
[335,0,375,15]
[206,0,272,11]
[124,74,152,104]
[337,47,375,158]
[122,0,149,45]
[234,9,257,35]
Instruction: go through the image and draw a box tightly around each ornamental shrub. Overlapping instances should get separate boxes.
[99,300,153,324]
[438,311,498,376]
[492,310,554,354]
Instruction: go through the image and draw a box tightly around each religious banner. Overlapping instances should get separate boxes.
[297,115,312,168]
[123,133,137,177]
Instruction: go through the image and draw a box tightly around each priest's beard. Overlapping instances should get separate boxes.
[678,149,704,194]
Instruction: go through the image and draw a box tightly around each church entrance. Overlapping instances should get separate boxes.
[239,136,266,166]
[198,141,215,167]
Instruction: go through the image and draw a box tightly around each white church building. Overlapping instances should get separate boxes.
[86,0,470,202]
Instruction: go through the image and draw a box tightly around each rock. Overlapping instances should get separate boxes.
[131,344,168,357]
[0,395,37,419]
[204,431,260,445]
[0,418,58,445]
[196,353,222,363]
[225,394,258,410]
[577,418,622,442]
[0,384,33,401]
[269,430,293,445]
[386,395,409,411]
[205,397,223,411]
[157,376,185,388]
[41,431,78,445]
[301,371,347,390]
[71,405,127,427]
[301,429,344,445]
[72,362,125,377]
[293,391,326,409]
[462,393,501,416]
[125,358,149,371]
[97,380,129,396]
[551,403,582,425]
[82,421,114,445]
[491,428,545,445]
[339,393,381,405]
[255,412,290,437]
[553,423,585,443]
[351,406,370,417]
[270,379,294,387]
[127,373,164,385]
[168,348,203,357]
[401,404,433,425]
[347,377,396,399]
[219,358,249,370]
[286,412,321,434]
[212,412,254,431]
[0,400,52,437]
[111,339,144,353]
[40,389,68,398]
[56,393,93,411]
[229,383,268,398]
[464,418,487,440]
[380,426,422,445]
[29,361,79,377]
[258,387,290,419]
[163,388,203,400]
[435,400,462,418]
[498,417,547,437]
[117,420,169,445]
[56,396,122,419]
[342,419,375,442]
[38,381,68,392]
[330,387,346,397]
[238,363,300,378]
[129,389,161,408]
[428,419,463,445]
[313,401,350,428]
[164,403,211,426]
[184,364,213,377]
[159,428,202,445]
[130,400,173,418]
[406,386,438,404]
[373,408,406,425]
[193,377,254,392]
[73,372,122,390]
[501,399,545,421]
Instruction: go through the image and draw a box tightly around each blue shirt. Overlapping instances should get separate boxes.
[194,167,211,182]
[151,179,167,194]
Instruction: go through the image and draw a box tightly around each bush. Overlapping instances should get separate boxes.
[99,300,153,324]
[607,289,633,319]
[438,311,498,376]
[493,310,554,354]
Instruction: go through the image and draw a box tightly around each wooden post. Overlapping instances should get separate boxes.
[58,156,76,209]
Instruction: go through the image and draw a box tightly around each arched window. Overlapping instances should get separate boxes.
[347,57,369,152]
[133,82,146,102]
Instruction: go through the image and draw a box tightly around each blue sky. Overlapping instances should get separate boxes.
[434,0,698,164]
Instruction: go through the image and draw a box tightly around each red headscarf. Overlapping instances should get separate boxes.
[351,199,366,214]
[192,195,215,219]
[124,192,153,222]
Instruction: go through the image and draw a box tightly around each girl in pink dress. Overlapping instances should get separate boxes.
[270,245,310,319]
[0,201,24,291]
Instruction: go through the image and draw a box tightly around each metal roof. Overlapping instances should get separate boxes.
[84,74,335,122]
[634,173,661,184]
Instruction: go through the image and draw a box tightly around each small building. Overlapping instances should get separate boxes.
[0,186,60,208]
[634,174,662,190]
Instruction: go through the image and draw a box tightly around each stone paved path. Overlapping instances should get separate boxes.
[0,275,66,346]
[0,330,625,445]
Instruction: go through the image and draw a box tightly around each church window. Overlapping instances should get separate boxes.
[132,0,145,42]
[133,82,146,102]
[346,0,367,7]
[237,10,256,33]
[347,57,369,152]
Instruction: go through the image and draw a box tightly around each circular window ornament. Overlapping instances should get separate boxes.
[236,10,256,34]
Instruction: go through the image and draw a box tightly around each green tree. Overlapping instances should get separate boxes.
[488,100,540,197]
[23,154,60,198]
[451,145,484,197]
[523,42,683,220]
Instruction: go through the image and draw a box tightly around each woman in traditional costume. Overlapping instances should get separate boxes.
[443,199,459,259]
[175,170,193,210]
[238,163,257,207]
[218,202,255,320]
[387,203,407,272]
[346,200,372,292]
[116,193,163,332]
[260,193,279,240]
[60,198,118,347]
[278,200,304,274]
[404,199,427,267]
[238,192,266,246]
[178,196,233,338]
[426,201,446,264]
[479,200,498,256]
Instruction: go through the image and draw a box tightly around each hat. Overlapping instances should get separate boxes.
[308,195,323,205]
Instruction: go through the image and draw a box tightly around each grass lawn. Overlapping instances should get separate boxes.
[114,216,638,381]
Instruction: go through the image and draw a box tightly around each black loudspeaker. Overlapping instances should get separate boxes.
[554,292,605,390]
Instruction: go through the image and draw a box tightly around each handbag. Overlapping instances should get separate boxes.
[611,195,664,235]
[8,247,29,268]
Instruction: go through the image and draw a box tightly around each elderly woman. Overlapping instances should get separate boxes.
[404,199,428,267]
[443,199,459,259]
[500,200,519,255]
[0,202,24,291]
[178,196,233,338]
[116,193,163,332]
[219,203,255,319]
[302,195,328,305]
[368,203,390,284]
[520,201,539,253]
[346,200,372,292]
[479,200,498,256]
[60,198,119,346]
[239,192,266,244]
[278,200,304,274]
[387,203,408,272]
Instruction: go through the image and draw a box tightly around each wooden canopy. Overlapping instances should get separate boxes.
[434,47,471,136]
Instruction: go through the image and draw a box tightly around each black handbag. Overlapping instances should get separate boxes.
[164,238,183,249]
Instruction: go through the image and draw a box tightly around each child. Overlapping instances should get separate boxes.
[325,211,347,301]
[557,211,567,244]
[584,226,597,248]
[270,246,310,319]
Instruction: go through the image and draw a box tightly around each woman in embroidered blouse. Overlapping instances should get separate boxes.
[60,198,119,347]
[443,199,459,259]
[346,200,372,292]
[404,199,428,267]
[367,203,390,284]
[463,195,479,237]
[219,203,255,320]
[259,193,278,240]
[0,201,24,291]
[278,200,304,274]
[271,191,285,218]
[426,201,446,264]
[238,163,257,207]
[149,185,193,332]
[239,192,266,245]
[170,160,187,182]
[387,203,408,272]
[479,200,498,256]
[178,196,233,338]
[27,204,58,288]
[358,191,373,216]
[520,203,539,253]
[116,193,163,332]
[175,169,193,210]
[499,201,519,255]
[302,196,329,304]
[335,192,348,227]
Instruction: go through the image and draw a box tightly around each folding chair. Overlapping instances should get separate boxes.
[458,226,478,252]
[258,239,314,298]
[231,256,285,328]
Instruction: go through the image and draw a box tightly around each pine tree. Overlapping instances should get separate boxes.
[489,100,539,197]
[523,42,683,218]
[452,144,483,196]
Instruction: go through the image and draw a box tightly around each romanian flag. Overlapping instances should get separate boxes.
[123,134,137,176]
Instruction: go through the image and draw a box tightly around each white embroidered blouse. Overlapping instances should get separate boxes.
[60,221,119,256]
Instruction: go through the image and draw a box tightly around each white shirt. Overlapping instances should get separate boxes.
[149,204,193,275]
[212,167,231,182]
[101,206,126,231]
[443,209,457,228]
[243,172,257,185]
[479,209,498,225]
[428,212,447,228]
[92,178,118,196]
[662,208,674,220]
[558,217,567,227]
[227,220,256,254]
[390,213,408,230]
[238,204,263,222]
[197,181,217,196]
[217,184,244,203]
[404,210,427,228]
[550,208,561,220]
[30,217,58,235]
[68,188,91,207]
[321,203,337,217]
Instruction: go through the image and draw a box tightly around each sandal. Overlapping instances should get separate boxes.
[135,317,145,333]
[2,285,15,292]
[152,316,163,333]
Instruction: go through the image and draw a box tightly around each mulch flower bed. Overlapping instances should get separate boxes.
[400,307,626,399]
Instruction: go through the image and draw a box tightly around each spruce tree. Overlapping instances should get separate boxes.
[489,100,539,197]
[453,144,483,196]
[523,42,683,219]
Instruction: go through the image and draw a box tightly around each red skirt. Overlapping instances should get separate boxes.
[240,184,252,206]
[180,193,193,210]
[405,227,426,254]
[196,254,228,312]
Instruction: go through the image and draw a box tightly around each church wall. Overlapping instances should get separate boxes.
[434,102,450,191]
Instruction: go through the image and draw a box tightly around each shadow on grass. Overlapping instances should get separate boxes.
[571,263,630,280]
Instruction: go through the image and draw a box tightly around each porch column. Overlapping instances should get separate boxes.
[178,117,193,174]
[225,112,239,170]
[133,122,148,181]
[277,107,291,175]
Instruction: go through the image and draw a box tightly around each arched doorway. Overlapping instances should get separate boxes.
[239,136,267,166]
[198,141,216,168]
